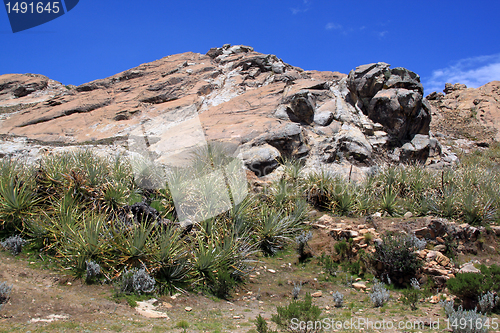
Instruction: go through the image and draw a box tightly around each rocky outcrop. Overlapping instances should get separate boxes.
[400,134,441,163]
[428,81,500,142]
[0,45,455,178]
[347,62,431,141]
[240,144,281,177]
[0,73,52,99]
[313,213,494,287]
[418,249,456,286]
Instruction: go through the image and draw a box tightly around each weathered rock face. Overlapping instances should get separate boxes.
[347,62,431,141]
[400,134,441,163]
[240,144,281,177]
[428,81,500,142]
[0,45,455,177]
[0,74,51,98]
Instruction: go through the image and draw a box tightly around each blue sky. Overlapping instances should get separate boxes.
[1,0,499,95]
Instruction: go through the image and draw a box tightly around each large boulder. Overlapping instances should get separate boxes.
[240,144,281,177]
[400,134,441,163]
[283,90,316,124]
[347,63,431,140]
[313,111,334,126]
[337,125,372,161]
[368,89,430,140]
[347,62,391,110]
[253,123,310,159]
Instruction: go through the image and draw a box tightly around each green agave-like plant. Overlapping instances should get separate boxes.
[330,181,356,217]
[190,225,256,298]
[110,220,156,269]
[151,226,192,294]
[266,178,300,212]
[155,259,192,295]
[303,170,334,208]
[101,182,129,214]
[0,177,40,231]
[254,206,304,256]
[436,185,459,218]
[282,158,304,183]
[355,190,373,216]
[378,187,399,216]
[60,213,110,277]
[460,191,496,226]
[0,159,40,232]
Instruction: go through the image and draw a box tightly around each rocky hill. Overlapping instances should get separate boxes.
[0,45,497,178]
[427,81,500,143]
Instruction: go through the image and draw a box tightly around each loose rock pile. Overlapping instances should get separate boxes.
[312,213,495,287]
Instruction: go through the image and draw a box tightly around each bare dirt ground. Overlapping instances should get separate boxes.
[1,216,500,332]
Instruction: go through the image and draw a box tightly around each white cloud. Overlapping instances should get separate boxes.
[424,54,500,93]
[325,22,342,30]
[326,23,385,37]
[290,0,311,14]
[377,31,388,38]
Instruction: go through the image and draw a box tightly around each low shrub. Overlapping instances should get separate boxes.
[332,291,344,308]
[0,282,12,310]
[271,293,322,333]
[1,235,26,255]
[334,238,354,261]
[478,291,499,314]
[210,267,236,300]
[256,314,278,333]
[370,279,390,307]
[372,233,423,285]
[447,264,500,309]
[85,260,101,284]
[345,260,361,276]
[401,278,421,310]
[318,253,339,277]
[343,273,354,287]
[447,273,485,306]
[119,268,155,295]
[296,230,313,262]
[441,299,489,333]
[175,319,190,333]
[292,282,302,300]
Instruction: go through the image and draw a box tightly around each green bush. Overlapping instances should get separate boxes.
[447,264,500,309]
[334,238,354,261]
[318,253,339,277]
[256,314,278,333]
[271,293,322,333]
[447,273,484,301]
[345,260,361,276]
[210,266,236,300]
[372,233,423,285]
[401,279,422,310]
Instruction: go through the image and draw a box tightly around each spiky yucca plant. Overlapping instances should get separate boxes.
[303,170,334,208]
[110,220,156,269]
[254,206,304,256]
[281,158,304,183]
[378,187,399,216]
[0,160,40,232]
[151,226,191,294]
[330,180,356,216]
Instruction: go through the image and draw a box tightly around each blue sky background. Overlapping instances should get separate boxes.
[1,0,499,95]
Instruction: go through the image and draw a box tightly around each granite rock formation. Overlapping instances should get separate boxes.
[427,81,500,143]
[0,45,463,178]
